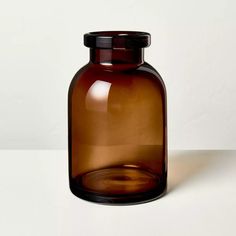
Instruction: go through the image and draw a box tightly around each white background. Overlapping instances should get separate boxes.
[0,0,235,149]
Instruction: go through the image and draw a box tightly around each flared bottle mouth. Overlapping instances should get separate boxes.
[84,31,151,49]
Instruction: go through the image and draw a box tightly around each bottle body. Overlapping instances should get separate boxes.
[68,32,167,204]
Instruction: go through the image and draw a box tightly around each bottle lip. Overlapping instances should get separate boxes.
[84,31,151,49]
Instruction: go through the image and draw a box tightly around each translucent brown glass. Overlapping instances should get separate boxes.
[68,31,167,204]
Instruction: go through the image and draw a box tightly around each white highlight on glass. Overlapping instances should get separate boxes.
[85,80,112,112]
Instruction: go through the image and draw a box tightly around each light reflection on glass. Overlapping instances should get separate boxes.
[85,80,112,112]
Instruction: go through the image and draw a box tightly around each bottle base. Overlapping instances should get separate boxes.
[70,167,166,205]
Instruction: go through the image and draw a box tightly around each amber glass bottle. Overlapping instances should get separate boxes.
[68,31,167,204]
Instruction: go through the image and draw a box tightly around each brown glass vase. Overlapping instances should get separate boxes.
[68,31,167,205]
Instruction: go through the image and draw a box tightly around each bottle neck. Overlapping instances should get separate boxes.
[90,48,144,65]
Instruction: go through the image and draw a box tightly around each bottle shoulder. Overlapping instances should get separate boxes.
[68,63,90,91]
[69,62,166,95]
[136,62,166,91]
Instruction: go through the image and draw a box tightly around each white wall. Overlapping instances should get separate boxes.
[0,0,235,149]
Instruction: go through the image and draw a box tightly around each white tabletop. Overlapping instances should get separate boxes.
[0,150,235,236]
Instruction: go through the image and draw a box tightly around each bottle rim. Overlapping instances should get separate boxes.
[84,31,151,49]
